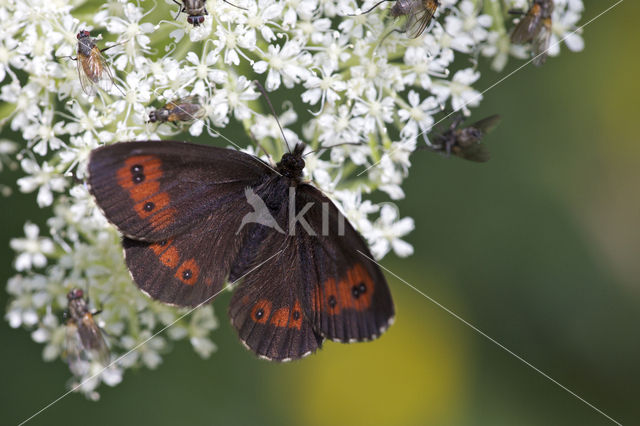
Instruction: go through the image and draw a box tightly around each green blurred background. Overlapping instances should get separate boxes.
[1,1,639,424]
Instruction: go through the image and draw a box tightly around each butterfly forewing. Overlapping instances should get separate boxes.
[88,141,273,242]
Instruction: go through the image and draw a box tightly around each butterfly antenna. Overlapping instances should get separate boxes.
[347,0,394,16]
[248,129,275,165]
[254,80,291,154]
[302,142,364,157]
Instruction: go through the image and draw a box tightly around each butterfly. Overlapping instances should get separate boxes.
[64,288,110,376]
[510,0,554,67]
[87,140,395,361]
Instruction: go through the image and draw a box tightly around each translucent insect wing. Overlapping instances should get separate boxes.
[472,115,501,134]
[78,314,111,366]
[405,1,437,38]
[457,143,491,162]
[511,8,542,43]
[76,54,97,96]
[65,322,91,376]
[532,19,552,66]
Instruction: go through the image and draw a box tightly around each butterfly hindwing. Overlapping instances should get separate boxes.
[123,192,258,307]
[228,236,324,361]
[227,180,394,357]
[89,141,272,242]
[294,185,395,342]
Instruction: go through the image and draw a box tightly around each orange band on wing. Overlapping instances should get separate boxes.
[270,307,290,327]
[116,155,175,231]
[134,192,170,219]
[316,264,375,314]
[251,300,272,324]
[159,245,180,268]
[176,258,200,285]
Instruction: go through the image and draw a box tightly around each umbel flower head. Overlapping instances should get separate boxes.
[1,0,584,398]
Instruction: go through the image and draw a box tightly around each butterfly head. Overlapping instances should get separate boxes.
[277,143,305,179]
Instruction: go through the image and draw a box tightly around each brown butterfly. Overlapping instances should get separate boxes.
[73,30,118,96]
[421,113,501,162]
[510,0,554,66]
[87,89,395,361]
[64,288,110,375]
[147,96,206,124]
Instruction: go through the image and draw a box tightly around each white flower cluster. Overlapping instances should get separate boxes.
[1,0,584,397]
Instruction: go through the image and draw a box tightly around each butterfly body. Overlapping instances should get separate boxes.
[88,141,394,361]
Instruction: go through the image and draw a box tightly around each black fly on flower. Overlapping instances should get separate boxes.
[173,0,246,27]
[147,96,206,124]
[421,113,501,162]
[173,0,208,26]
[510,0,554,66]
[352,0,440,39]
[70,30,122,96]
[64,288,110,377]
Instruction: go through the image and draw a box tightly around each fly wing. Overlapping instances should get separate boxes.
[172,98,206,122]
[405,1,438,38]
[65,322,91,376]
[472,115,501,134]
[77,48,114,95]
[76,53,97,96]
[92,48,114,93]
[454,143,491,162]
[511,6,542,44]
[532,18,552,66]
[77,314,111,366]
